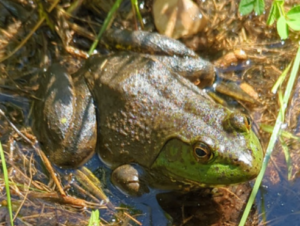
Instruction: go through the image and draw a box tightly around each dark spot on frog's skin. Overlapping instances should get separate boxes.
[247,149,253,155]
[215,167,219,172]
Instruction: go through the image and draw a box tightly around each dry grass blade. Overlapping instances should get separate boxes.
[74,169,110,206]
[0,0,60,63]
[0,109,66,197]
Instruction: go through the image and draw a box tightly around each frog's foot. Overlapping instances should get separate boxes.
[111,164,150,196]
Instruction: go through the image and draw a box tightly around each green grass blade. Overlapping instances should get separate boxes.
[267,1,279,25]
[0,141,14,226]
[131,0,144,29]
[88,0,123,55]
[280,137,292,180]
[271,62,291,93]
[238,44,300,226]
[260,188,267,224]
[261,123,300,141]
[278,89,285,120]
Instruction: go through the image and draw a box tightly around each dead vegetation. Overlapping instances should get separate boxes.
[0,0,299,225]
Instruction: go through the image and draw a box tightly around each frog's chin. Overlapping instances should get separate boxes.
[155,166,259,190]
[169,176,257,191]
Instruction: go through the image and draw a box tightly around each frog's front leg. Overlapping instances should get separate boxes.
[111,164,150,196]
[154,55,216,88]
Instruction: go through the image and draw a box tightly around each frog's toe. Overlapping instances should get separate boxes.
[111,164,149,196]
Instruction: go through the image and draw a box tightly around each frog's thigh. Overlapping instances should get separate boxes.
[111,164,149,196]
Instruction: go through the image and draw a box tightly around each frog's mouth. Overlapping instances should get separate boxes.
[155,162,260,188]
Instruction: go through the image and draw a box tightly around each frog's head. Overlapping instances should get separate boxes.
[151,111,263,187]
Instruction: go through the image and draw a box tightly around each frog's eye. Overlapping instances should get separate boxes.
[193,142,213,162]
[229,114,251,132]
[245,116,251,128]
[223,113,251,133]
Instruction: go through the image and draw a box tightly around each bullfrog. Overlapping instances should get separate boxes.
[33,29,263,196]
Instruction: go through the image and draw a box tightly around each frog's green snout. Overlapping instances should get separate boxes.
[222,112,263,180]
[246,129,264,177]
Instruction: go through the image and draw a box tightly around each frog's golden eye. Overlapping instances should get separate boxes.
[224,113,251,133]
[245,116,251,129]
[229,114,251,132]
[193,142,213,162]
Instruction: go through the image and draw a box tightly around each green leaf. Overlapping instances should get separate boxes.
[274,0,285,6]
[287,19,300,31]
[88,210,100,226]
[287,5,300,20]
[239,0,255,15]
[267,2,280,25]
[254,0,265,15]
[277,15,288,39]
[275,0,285,8]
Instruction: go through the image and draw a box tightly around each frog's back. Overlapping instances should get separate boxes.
[84,53,231,168]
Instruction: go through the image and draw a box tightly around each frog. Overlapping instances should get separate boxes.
[32,29,263,196]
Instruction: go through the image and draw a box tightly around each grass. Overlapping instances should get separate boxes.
[88,0,142,55]
[239,0,300,39]
[0,141,14,226]
[0,0,60,63]
[88,210,100,226]
[0,1,298,225]
[88,0,123,55]
[239,44,300,226]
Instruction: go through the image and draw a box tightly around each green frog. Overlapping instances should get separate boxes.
[33,29,263,196]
